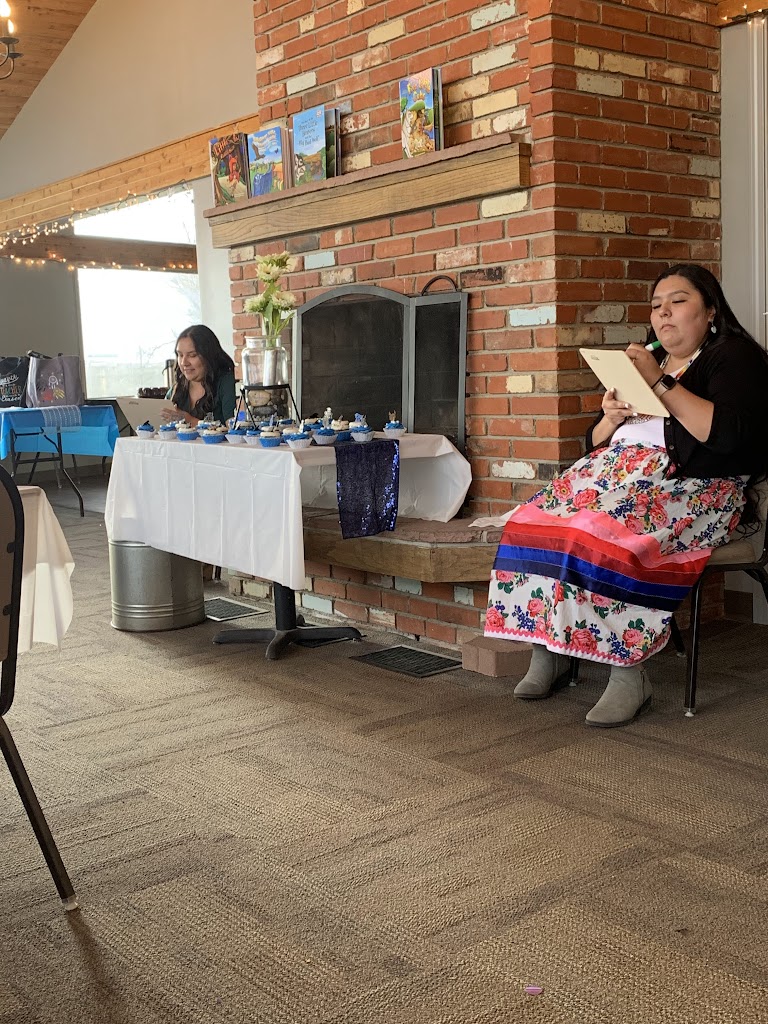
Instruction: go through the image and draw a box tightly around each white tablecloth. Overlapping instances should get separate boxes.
[18,486,75,653]
[104,434,472,590]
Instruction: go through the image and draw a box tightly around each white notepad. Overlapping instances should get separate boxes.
[579,349,667,417]
[116,396,176,432]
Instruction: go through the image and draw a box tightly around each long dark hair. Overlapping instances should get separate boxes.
[171,325,235,417]
[649,263,759,349]
[651,265,767,528]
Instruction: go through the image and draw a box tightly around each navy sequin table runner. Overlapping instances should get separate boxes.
[335,439,400,539]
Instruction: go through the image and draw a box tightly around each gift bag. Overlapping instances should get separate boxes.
[0,356,30,407]
[26,352,84,407]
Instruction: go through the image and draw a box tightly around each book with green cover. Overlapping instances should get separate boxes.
[399,68,443,159]
[292,105,327,186]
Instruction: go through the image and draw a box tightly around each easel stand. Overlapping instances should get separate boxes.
[235,384,301,428]
[213,582,362,659]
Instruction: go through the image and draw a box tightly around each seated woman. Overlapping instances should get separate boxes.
[161,324,236,426]
[484,263,768,726]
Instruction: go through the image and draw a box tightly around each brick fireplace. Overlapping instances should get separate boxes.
[207,0,725,648]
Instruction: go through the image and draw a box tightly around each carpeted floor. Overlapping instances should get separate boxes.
[2,502,768,1023]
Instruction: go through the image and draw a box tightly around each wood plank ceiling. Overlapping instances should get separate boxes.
[0,0,97,142]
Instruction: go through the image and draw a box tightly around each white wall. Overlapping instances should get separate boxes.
[193,177,234,356]
[721,18,768,621]
[722,18,768,349]
[0,259,81,357]
[0,0,251,376]
[0,0,257,199]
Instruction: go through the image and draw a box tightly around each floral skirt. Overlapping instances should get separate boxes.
[484,443,746,666]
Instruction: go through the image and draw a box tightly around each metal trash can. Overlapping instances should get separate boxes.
[109,540,206,632]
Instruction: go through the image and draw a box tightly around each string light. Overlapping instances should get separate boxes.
[719,1,767,23]
[0,181,195,272]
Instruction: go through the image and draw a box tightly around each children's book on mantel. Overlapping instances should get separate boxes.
[209,132,250,205]
[292,105,327,186]
[399,68,443,159]
[324,108,342,178]
[246,125,292,196]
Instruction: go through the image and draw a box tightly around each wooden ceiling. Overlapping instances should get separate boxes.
[0,0,97,141]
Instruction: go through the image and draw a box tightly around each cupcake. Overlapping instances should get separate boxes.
[244,429,262,446]
[350,424,374,444]
[331,417,351,441]
[200,423,227,444]
[259,427,282,447]
[314,427,337,446]
[158,423,177,441]
[285,432,313,451]
[177,425,199,442]
[136,421,155,439]
[384,415,407,440]
[226,427,248,444]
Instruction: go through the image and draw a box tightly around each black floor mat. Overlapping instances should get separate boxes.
[352,645,461,678]
[204,598,268,622]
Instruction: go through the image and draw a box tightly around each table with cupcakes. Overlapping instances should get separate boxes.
[105,407,471,654]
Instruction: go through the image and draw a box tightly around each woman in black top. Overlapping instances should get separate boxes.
[484,264,768,727]
[162,325,236,427]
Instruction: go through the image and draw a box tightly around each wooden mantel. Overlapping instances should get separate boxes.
[204,133,531,250]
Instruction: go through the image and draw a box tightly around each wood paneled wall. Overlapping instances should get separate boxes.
[0,114,261,237]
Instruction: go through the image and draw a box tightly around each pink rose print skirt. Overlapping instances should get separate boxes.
[484,442,746,666]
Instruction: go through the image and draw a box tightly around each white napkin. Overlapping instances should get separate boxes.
[470,507,517,529]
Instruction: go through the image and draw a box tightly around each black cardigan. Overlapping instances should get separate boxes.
[585,334,768,478]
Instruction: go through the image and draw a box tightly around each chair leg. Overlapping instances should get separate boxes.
[568,656,579,687]
[670,616,686,657]
[685,579,705,718]
[746,567,768,612]
[0,720,78,910]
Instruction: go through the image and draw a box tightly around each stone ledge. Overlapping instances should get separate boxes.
[302,511,501,584]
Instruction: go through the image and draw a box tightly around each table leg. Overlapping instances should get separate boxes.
[55,431,84,517]
[212,582,362,659]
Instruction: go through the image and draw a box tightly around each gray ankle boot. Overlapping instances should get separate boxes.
[585,665,652,727]
[514,646,572,699]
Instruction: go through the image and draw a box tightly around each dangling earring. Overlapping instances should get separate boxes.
[710,321,717,335]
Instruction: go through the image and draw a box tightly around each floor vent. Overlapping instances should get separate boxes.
[352,645,461,678]
[204,598,268,622]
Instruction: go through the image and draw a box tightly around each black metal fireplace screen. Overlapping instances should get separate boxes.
[293,283,468,450]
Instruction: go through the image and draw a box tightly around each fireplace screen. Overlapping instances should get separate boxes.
[294,284,467,449]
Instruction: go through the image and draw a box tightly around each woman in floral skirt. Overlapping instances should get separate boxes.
[484,264,768,726]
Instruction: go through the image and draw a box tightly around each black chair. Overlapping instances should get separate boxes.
[566,482,768,717]
[0,465,78,911]
[684,480,768,716]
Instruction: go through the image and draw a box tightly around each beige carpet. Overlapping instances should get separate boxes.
[1,504,767,1023]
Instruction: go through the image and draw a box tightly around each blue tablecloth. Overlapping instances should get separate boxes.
[0,405,119,460]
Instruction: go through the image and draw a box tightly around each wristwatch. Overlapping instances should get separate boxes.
[652,374,678,395]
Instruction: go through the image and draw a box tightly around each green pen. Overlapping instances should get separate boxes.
[645,339,662,351]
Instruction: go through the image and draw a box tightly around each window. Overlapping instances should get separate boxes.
[74,191,201,398]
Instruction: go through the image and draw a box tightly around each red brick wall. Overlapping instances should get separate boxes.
[239,0,723,517]
[228,0,726,644]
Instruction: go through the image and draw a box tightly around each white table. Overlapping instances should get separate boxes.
[104,434,472,591]
[18,486,75,654]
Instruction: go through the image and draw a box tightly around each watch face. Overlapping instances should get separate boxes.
[662,374,678,390]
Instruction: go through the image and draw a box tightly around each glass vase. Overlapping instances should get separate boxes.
[242,335,290,387]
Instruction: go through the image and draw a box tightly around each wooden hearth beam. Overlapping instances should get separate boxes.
[205,134,531,249]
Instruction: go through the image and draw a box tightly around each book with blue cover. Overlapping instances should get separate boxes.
[292,105,327,186]
[246,126,290,195]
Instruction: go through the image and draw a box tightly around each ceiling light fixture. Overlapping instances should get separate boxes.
[0,3,22,82]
